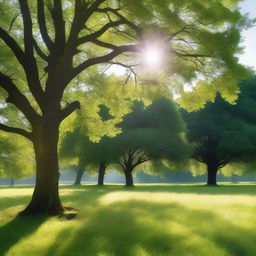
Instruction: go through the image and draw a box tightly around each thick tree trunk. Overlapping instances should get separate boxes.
[207,162,218,186]
[124,168,134,187]
[97,162,106,186]
[19,121,65,216]
[74,168,85,185]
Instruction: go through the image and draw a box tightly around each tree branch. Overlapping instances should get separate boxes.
[118,160,126,171]
[171,49,212,58]
[71,44,139,80]
[0,123,32,140]
[86,0,106,20]
[37,0,54,50]
[18,0,45,108]
[59,101,80,122]
[49,0,66,50]
[0,72,40,125]
[91,39,117,49]
[33,39,48,61]
[19,0,34,55]
[96,7,142,36]
[77,20,124,45]
[0,27,26,67]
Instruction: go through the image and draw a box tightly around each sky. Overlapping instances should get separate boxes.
[238,0,256,70]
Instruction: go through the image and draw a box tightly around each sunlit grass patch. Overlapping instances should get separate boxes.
[0,184,256,256]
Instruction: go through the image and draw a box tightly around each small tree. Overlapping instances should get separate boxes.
[182,78,256,185]
[60,129,117,185]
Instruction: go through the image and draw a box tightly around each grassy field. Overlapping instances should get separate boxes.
[0,184,256,256]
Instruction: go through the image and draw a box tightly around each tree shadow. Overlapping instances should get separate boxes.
[0,215,46,255]
[119,184,256,195]
[1,184,256,255]
[60,183,256,197]
[44,199,256,256]
[0,195,32,210]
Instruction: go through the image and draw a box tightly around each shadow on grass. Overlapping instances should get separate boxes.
[44,199,256,256]
[0,215,46,255]
[62,183,256,196]
[0,195,32,210]
[1,184,256,256]
[131,184,256,195]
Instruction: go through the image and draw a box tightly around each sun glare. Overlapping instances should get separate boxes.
[143,46,163,67]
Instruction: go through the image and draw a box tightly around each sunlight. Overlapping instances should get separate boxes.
[143,46,163,66]
[142,45,163,67]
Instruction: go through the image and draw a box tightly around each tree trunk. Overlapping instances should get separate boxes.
[124,168,134,186]
[10,178,15,187]
[19,121,65,216]
[97,162,106,186]
[74,168,85,185]
[207,162,218,186]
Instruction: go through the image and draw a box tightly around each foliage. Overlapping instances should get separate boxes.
[0,132,34,179]
[182,78,256,176]
[60,98,190,178]
[60,129,116,174]
[0,0,252,140]
[112,98,191,175]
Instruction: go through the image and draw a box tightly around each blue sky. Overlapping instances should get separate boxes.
[239,0,256,70]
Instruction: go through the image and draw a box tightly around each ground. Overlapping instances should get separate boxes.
[0,184,256,256]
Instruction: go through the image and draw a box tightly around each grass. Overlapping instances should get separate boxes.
[0,183,256,256]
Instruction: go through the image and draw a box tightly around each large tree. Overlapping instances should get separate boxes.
[182,78,256,185]
[0,0,250,215]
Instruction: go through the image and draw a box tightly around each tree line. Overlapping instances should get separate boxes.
[59,78,256,187]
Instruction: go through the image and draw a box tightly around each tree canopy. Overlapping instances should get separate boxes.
[182,78,256,185]
[110,98,191,186]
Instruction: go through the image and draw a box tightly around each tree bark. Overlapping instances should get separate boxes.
[97,162,106,186]
[19,120,65,216]
[124,168,134,186]
[207,162,218,186]
[74,168,85,185]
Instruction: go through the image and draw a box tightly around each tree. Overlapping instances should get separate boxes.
[59,129,86,185]
[182,78,256,185]
[114,98,190,186]
[60,129,117,186]
[0,0,250,215]
[0,132,34,180]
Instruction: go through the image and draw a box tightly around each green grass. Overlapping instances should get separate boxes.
[1,183,256,256]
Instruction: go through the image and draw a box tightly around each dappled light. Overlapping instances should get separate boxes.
[1,185,256,256]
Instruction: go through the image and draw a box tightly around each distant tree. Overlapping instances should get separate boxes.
[60,130,117,186]
[61,98,190,186]
[114,98,191,186]
[0,0,251,215]
[59,129,85,185]
[0,132,34,181]
[79,135,118,186]
[182,78,256,185]
[60,104,118,186]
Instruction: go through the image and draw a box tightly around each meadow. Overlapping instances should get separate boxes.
[0,184,256,256]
